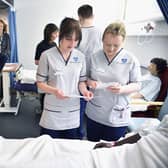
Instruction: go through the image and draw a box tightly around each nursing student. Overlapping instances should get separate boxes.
[36,17,93,139]
[77,4,102,139]
[86,22,141,141]
[77,4,102,75]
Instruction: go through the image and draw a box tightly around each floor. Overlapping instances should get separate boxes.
[0,95,88,140]
[0,95,41,139]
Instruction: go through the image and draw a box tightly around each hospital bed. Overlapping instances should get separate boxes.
[14,67,38,98]
[13,66,41,114]
[0,64,40,115]
[0,115,168,168]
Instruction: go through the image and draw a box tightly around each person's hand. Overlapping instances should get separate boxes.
[82,90,93,101]
[107,83,122,94]
[53,88,69,99]
[87,79,98,89]
[93,142,115,149]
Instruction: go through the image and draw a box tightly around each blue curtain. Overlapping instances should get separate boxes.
[8,7,18,87]
[8,7,18,63]
[157,0,168,23]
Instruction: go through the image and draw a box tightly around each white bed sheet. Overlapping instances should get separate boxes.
[0,115,168,168]
[0,136,96,168]
[17,69,36,84]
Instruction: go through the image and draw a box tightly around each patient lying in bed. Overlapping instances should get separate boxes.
[0,115,168,168]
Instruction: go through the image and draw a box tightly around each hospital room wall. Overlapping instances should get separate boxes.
[125,36,168,67]
[0,9,8,29]
[14,0,125,69]
[0,9,8,20]
[14,0,168,69]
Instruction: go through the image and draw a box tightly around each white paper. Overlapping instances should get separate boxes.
[66,94,87,98]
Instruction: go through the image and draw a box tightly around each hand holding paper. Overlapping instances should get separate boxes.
[82,90,94,101]
[54,88,69,99]
[87,79,98,89]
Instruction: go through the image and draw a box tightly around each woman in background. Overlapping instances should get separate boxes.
[0,19,10,99]
[34,23,59,111]
[34,23,59,65]
[36,17,93,139]
[0,18,10,71]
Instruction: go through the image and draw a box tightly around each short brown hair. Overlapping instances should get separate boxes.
[102,22,126,41]
[77,4,93,19]
[59,17,82,46]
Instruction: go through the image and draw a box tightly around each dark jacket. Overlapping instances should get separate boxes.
[0,33,11,58]
[34,40,56,61]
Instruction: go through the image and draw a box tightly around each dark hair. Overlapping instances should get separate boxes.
[77,4,93,19]
[44,23,58,42]
[151,58,167,74]
[0,19,8,33]
[59,17,82,47]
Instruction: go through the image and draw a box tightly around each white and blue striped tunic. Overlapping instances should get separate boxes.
[36,46,87,130]
[86,48,141,127]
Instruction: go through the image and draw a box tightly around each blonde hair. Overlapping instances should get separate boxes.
[0,19,8,33]
[102,22,126,40]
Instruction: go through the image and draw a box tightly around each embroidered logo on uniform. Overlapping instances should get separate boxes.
[121,58,127,63]
[73,56,78,62]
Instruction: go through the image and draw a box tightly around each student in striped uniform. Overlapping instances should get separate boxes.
[36,17,93,139]
[86,22,141,141]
